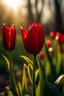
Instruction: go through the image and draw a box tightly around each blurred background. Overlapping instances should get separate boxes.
[0,0,64,33]
[0,0,64,93]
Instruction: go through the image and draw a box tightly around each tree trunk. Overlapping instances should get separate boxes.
[54,0,62,32]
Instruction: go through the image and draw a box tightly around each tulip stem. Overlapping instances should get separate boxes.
[33,55,36,96]
[8,51,18,96]
[55,40,58,66]
[62,53,64,71]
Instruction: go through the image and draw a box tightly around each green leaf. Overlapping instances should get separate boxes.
[37,57,45,77]
[55,74,64,96]
[1,54,10,70]
[17,82,23,96]
[20,55,33,64]
[46,81,61,96]
[36,67,45,96]
[22,64,28,95]
[27,64,33,84]
[45,44,53,64]
[36,79,45,96]
[55,74,64,87]
[2,54,19,96]
[44,43,56,79]
[7,90,14,96]
[35,68,40,81]
[59,55,64,75]
[36,80,41,96]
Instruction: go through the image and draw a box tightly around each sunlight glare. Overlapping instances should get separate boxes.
[5,0,21,10]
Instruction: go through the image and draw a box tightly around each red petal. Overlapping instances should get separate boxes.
[37,25,44,52]
[25,26,39,54]
[21,27,28,46]
[2,24,9,50]
[9,24,16,50]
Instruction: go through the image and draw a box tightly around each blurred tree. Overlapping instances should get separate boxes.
[27,0,64,34]
[54,0,63,33]
[0,4,5,28]
[27,0,44,26]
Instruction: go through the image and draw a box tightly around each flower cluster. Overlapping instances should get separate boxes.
[2,23,44,54]
[1,23,64,96]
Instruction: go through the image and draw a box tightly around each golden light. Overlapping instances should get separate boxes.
[1,0,27,28]
[3,0,21,10]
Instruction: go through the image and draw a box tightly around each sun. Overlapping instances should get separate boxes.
[4,0,21,10]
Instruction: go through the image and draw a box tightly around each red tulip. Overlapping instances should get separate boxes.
[50,31,56,39]
[39,52,45,60]
[2,23,16,51]
[56,32,61,40]
[46,40,52,48]
[58,33,64,45]
[21,23,44,54]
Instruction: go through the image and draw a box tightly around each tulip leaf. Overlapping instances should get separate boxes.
[2,54,19,96]
[38,57,45,76]
[1,54,10,70]
[44,43,56,79]
[22,64,28,95]
[55,74,64,87]
[29,63,33,70]
[17,82,23,96]
[36,69,46,96]
[59,56,64,75]
[36,80,42,96]
[20,55,33,64]
[7,89,14,96]
[46,81,61,96]
[27,64,33,84]
[35,68,40,81]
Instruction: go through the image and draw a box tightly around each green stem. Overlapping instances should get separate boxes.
[62,53,64,72]
[55,40,58,66]
[63,53,64,70]
[8,51,18,96]
[33,55,36,96]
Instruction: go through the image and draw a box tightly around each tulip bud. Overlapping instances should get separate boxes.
[2,23,16,51]
[50,31,56,39]
[21,23,44,55]
[39,52,45,60]
[58,33,64,45]
[46,40,52,48]
[55,32,61,40]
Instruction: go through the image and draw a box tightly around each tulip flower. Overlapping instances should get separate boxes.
[21,23,44,96]
[39,52,45,60]
[58,33,64,45]
[50,31,56,39]
[46,40,52,48]
[55,32,61,40]
[21,23,44,55]
[2,23,16,51]
[2,24,18,95]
